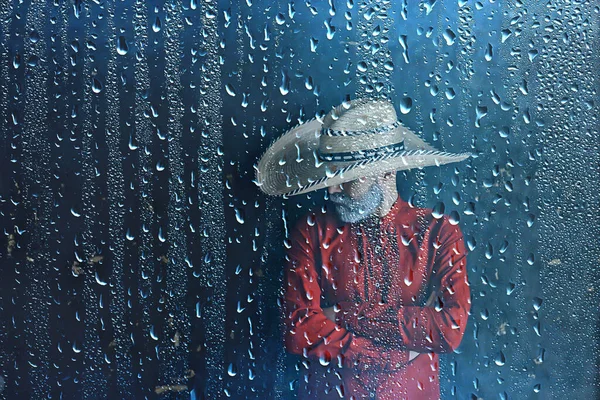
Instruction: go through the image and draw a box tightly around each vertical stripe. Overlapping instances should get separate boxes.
[198,0,226,395]
[0,0,14,395]
[80,1,107,397]
[105,0,129,397]
[156,1,190,392]
[534,1,599,397]
[132,0,152,397]
[22,0,51,396]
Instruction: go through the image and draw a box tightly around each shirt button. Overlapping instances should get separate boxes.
[370,392,375,398]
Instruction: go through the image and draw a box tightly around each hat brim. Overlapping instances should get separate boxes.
[255,118,471,197]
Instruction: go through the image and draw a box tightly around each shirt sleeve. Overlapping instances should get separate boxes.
[353,219,471,353]
[282,213,410,371]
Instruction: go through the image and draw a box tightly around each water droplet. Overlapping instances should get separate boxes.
[466,236,476,251]
[128,135,138,150]
[484,43,493,61]
[528,49,538,62]
[431,202,445,219]
[423,0,437,15]
[449,211,460,225]
[235,208,245,224]
[533,322,541,336]
[494,351,506,366]
[150,325,159,341]
[399,97,412,114]
[526,253,535,265]
[475,106,488,127]
[92,77,103,94]
[501,29,512,43]
[225,83,236,97]
[485,243,493,259]
[324,18,336,39]
[357,61,368,73]
[116,36,128,55]
[443,29,456,45]
[158,227,166,243]
[506,282,516,295]
[152,16,162,32]
[464,202,475,215]
[534,348,545,364]
[72,341,82,354]
[480,308,489,320]
[526,214,535,227]
[319,352,331,366]
[12,53,21,69]
[227,363,237,376]
[95,271,107,286]
[29,30,40,44]
[279,70,290,95]
[519,79,528,95]
[27,55,39,67]
[310,37,318,53]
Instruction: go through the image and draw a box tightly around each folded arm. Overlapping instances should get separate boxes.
[282,215,410,370]
[340,220,471,353]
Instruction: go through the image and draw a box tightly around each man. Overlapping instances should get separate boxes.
[256,98,471,399]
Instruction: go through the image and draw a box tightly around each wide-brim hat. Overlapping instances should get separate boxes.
[255,98,471,197]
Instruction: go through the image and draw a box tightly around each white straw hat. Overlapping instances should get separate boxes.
[255,98,471,196]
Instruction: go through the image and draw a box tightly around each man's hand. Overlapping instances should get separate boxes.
[327,305,421,362]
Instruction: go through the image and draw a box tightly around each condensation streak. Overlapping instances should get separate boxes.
[258,21,285,399]
[535,1,599,397]
[132,0,152,396]
[22,0,51,396]
[104,0,129,397]
[55,0,75,394]
[158,1,190,390]
[456,0,475,155]
[197,0,226,395]
[0,1,14,397]
[494,5,541,396]
[259,197,284,399]
[355,2,392,98]
[81,2,107,396]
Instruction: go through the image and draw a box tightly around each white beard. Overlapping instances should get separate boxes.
[328,183,384,223]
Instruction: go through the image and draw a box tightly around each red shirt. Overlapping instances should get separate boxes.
[283,197,471,399]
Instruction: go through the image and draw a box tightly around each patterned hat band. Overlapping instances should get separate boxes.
[322,120,401,137]
[317,140,405,162]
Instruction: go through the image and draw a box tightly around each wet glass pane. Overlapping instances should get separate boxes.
[0,1,598,399]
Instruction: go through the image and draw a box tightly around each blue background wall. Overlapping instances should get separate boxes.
[0,0,598,399]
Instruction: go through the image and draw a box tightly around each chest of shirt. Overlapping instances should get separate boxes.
[316,223,437,307]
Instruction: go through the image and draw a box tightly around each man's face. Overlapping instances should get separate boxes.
[327,176,383,223]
